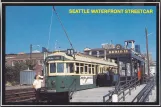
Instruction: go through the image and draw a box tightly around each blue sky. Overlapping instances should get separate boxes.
[6,6,156,61]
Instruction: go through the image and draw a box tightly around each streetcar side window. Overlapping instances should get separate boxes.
[80,63,84,74]
[92,65,95,74]
[89,65,91,74]
[57,63,64,73]
[66,63,74,73]
[76,63,79,74]
[80,67,83,74]
[50,63,56,73]
[85,65,88,74]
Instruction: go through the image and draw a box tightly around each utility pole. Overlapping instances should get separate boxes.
[30,44,32,70]
[30,44,32,60]
[145,28,150,77]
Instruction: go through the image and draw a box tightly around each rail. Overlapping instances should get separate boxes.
[68,78,76,100]
[132,76,155,102]
[103,76,138,102]
[5,88,36,103]
[118,77,139,101]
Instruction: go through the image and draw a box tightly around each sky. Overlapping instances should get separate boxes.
[6,6,157,61]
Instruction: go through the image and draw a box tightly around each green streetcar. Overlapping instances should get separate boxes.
[40,50,117,102]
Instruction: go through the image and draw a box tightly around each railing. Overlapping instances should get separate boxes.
[132,76,155,102]
[103,76,139,102]
[118,77,139,101]
[68,78,76,100]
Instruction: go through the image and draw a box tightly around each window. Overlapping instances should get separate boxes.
[76,63,79,74]
[11,61,15,66]
[85,65,88,73]
[92,51,97,55]
[76,66,79,74]
[89,65,91,74]
[37,60,41,65]
[50,63,56,73]
[57,63,64,73]
[66,63,74,73]
[33,59,36,64]
[80,63,84,74]
[99,50,104,54]
[80,63,83,66]
[80,67,83,73]
[92,65,95,74]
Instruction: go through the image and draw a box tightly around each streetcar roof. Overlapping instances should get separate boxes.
[47,51,117,66]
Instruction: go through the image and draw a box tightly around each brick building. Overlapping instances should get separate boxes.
[5,52,52,75]
[83,43,115,59]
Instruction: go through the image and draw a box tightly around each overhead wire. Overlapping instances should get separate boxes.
[47,8,54,51]
[52,6,75,51]
[52,6,76,59]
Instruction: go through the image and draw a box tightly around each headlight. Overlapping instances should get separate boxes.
[51,81,55,86]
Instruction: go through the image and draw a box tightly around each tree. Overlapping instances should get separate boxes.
[5,62,28,85]
[25,60,37,70]
[5,60,37,85]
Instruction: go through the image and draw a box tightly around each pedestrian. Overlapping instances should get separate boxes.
[106,68,110,80]
[33,75,44,103]
[137,68,141,84]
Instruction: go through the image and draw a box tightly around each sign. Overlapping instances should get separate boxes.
[67,49,74,56]
[108,49,129,54]
[102,44,115,49]
[80,76,93,85]
[115,44,122,49]
[46,56,62,61]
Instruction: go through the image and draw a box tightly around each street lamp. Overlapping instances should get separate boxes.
[29,44,41,70]
[30,44,41,60]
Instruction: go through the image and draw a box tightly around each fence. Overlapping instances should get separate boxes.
[132,76,155,102]
[103,75,154,102]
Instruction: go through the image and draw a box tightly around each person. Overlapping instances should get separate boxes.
[33,75,44,102]
[106,68,110,81]
[137,68,141,84]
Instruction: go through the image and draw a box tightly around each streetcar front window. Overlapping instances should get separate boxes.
[57,63,64,73]
[50,63,56,73]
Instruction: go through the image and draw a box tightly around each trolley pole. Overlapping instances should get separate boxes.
[145,28,150,77]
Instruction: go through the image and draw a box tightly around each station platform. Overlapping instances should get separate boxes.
[70,86,115,102]
[70,84,149,102]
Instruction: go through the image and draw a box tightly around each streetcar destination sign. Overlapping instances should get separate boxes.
[46,56,62,61]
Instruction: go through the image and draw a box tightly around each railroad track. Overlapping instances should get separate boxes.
[5,88,36,103]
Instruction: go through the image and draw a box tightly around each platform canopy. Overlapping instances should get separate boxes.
[106,44,145,63]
